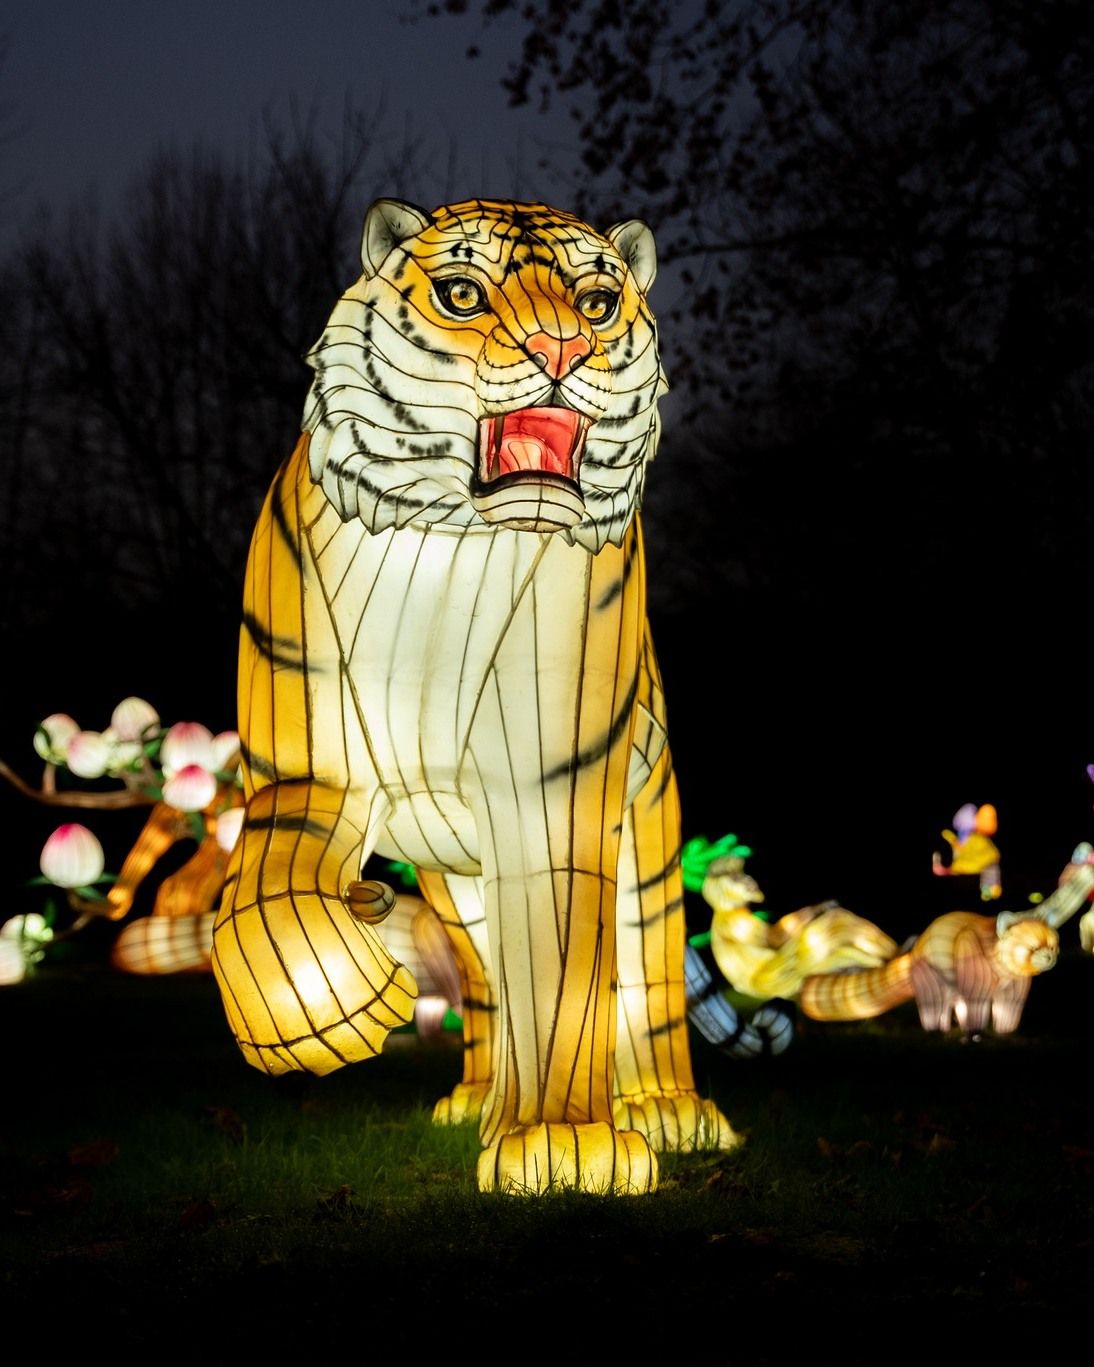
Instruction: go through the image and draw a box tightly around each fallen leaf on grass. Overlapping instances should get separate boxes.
[48,1177,95,1209]
[316,1184,359,1216]
[300,1096,332,1117]
[67,1138,119,1168]
[203,1105,247,1144]
[816,1136,872,1161]
[179,1197,218,1230]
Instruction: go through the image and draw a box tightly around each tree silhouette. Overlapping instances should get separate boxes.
[1,107,441,640]
[424,0,1094,615]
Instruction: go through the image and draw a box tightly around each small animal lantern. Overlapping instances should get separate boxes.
[684,834,898,1001]
[932,802,1001,900]
[801,911,1057,1036]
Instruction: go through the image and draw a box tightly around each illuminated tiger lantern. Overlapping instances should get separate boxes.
[210,198,737,1195]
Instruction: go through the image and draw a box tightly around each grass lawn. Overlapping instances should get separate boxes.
[2,941,1092,1356]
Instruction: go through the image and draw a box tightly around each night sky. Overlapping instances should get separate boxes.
[1,1,1092,945]
[1,0,568,245]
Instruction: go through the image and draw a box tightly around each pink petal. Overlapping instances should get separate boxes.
[212,730,241,772]
[160,722,216,778]
[65,731,113,779]
[111,696,161,742]
[214,805,245,852]
[40,823,106,888]
[162,764,218,813]
[0,939,27,985]
[33,713,80,763]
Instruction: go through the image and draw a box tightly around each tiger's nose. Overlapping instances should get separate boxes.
[525,332,592,379]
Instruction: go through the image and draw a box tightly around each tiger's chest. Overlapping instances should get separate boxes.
[301,507,631,866]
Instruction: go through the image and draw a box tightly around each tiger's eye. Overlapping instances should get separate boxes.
[436,277,486,317]
[577,289,619,324]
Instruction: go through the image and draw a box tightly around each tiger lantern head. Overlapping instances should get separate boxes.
[304,198,669,552]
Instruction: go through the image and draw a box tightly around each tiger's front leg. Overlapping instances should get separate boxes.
[211,780,417,1075]
[474,839,658,1196]
[468,662,657,1194]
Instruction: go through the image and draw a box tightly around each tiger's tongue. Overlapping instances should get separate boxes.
[499,436,559,475]
[495,410,578,478]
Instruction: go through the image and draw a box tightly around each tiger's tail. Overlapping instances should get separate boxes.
[799,955,914,1021]
[112,912,216,974]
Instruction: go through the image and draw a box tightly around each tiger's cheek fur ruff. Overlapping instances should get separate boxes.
[211,198,737,1196]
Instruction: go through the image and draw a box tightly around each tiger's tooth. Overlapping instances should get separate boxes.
[492,414,505,479]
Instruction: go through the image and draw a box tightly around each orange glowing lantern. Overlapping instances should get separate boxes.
[211,198,737,1194]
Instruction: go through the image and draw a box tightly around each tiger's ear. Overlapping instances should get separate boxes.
[361,199,432,277]
[606,219,657,294]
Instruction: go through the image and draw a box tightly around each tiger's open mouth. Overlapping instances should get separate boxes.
[472,407,589,532]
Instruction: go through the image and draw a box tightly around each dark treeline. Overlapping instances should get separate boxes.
[436,0,1094,618]
[1,0,1092,922]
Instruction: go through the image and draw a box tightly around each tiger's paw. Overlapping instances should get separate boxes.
[212,894,418,1077]
[432,1082,490,1126]
[477,1122,658,1196]
[613,1091,743,1153]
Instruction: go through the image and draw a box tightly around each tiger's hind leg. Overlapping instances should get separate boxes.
[415,869,497,1126]
[613,748,741,1152]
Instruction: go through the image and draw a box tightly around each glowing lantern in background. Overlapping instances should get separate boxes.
[801,911,1057,1034]
[0,937,26,986]
[33,713,79,765]
[932,802,1002,900]
[64,732,114,780]
[0,913,54,985]
[40,823,105,889]
[162,764,219,813]
[682,834,897,1002]
[215,806,245,852]
[110,696,160,741]
[1,700,246,980]
[159,722,217,777]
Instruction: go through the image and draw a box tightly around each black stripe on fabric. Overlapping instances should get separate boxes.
[594,533,640,610]
[239,741,278,782]
[647,1014,687,1038]
[634,851,682,894]
[270,457,304,571]
[544,670,640,782]
[594,575,624,610]
[623,894,683,930]
[244,813,329,837]
[241,611,312,672]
